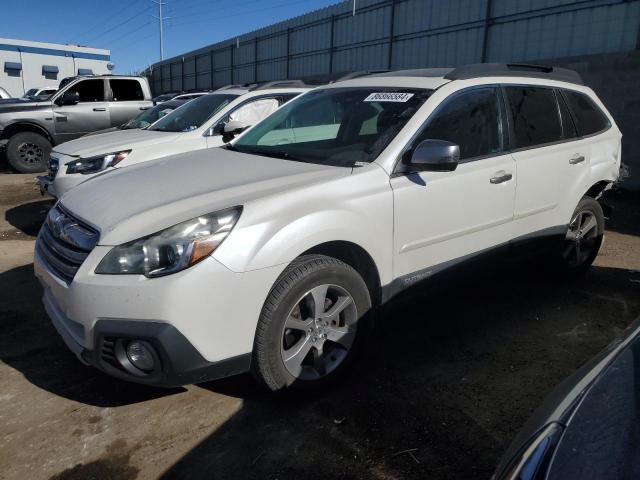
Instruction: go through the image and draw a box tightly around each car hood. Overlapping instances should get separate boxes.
[53,129,180,157]
[60,148,351,245]
[0,99,48,111]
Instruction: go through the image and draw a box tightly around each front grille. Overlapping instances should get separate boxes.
[36,204,99,284]
[48,153,60,178]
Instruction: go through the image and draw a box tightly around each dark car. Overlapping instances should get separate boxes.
[493,317,640,480]
[82,99,189,137]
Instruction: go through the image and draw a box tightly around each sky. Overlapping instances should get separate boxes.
[2,0,340,74]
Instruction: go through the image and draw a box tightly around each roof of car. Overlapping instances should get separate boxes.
[325,63,584,90]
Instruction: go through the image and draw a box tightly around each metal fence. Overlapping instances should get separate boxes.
[146,0,640,95]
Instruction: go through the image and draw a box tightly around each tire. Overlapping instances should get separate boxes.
[252,254,373,392]
[558,197,604,276]
[6,131,51,173]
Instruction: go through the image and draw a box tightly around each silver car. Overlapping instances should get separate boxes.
[0,75,153,172]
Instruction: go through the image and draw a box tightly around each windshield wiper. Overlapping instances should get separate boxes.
[251,149,308,163]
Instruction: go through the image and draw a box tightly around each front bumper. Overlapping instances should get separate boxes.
[45,290,250,386]
[34,245,284,386]
[36,175,58,198]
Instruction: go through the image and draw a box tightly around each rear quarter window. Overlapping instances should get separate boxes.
[562,90,610,136]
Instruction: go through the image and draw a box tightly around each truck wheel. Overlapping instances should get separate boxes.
[559,197,604,276]
[252,255,372,391]
[6,132,51,173]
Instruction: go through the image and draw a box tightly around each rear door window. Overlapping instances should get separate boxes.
[110,79,144,101]
[505,86,562,149]
[562,90,610,136]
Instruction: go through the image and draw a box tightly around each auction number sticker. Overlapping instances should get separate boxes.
[364,92,414,102]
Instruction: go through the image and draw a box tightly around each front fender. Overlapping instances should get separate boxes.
[213,166,394,285]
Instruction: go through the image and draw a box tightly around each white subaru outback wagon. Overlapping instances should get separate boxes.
[34,64,621,390]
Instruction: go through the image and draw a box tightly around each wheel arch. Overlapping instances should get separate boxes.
[584,180,613,201]
[301,241,382,307]
[1,121,54,144]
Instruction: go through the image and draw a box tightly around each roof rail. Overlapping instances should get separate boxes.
[444,63,583,85]
[370,68,454,78]
[335,70,389,82]
[250,79,311,90]
[215,83,256,91]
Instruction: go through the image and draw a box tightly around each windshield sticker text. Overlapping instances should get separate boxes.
[364,92,414,103]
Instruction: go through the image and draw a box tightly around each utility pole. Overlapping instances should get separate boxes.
[151,0,168,61]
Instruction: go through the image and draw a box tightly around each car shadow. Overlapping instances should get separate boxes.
[0,149,10,173]
[4,199,54,237]
[162,262,640,479]
[0,263,184,407]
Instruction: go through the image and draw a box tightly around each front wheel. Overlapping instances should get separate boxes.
[559,197,604,275]
[6,131,51,173]
[252,255,372,391]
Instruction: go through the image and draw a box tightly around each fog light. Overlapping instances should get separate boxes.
[126,341,155,371]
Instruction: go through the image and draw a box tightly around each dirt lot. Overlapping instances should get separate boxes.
[1,170,639,480]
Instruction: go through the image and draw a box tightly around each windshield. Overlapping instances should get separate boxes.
[122,103,179,129]
[232,87,432,167]
[149,94,238,132]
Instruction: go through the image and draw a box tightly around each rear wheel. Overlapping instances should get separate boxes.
[559,197,604,275]
[252,255,372,391]
[6,131,51,173]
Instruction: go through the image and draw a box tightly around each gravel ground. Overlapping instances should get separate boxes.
[0,170,639,480]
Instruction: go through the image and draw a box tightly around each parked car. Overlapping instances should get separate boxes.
[34,64,621,390]
[82,99,189,137]
[152,92,180,104]
[0,75,153,173]
[493,317,640,480]
[22,87,58,101]
[171,91,209,102]
[37,81,309,198]
[0,86,10,99]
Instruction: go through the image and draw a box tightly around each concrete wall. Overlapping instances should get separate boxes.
[534,50,640,190]
[0,38,111,97]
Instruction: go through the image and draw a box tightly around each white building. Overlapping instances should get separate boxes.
[0,38,111,98]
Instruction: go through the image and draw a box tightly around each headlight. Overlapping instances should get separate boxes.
[66,150,131,175]
[95,207,242,277]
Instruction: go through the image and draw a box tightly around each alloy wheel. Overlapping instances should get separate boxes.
[280,284,357,381]
[563,210,599,268]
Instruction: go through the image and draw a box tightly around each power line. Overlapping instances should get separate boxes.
[83,5,152,44]
[104,21,153,47]
[168,0,316,28]
[72,0,142,44]
[167,0,261,22]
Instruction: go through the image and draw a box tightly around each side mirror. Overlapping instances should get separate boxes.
[404,139,460,172]
[222,120,250,142]
[56,90,80,106]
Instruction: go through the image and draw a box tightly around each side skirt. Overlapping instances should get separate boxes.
[381,225,567,304]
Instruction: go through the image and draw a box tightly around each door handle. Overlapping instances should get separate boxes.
[93,107,106,112]
[569,155,585,165]
[490,172,513,184]
[139,106,150,110]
